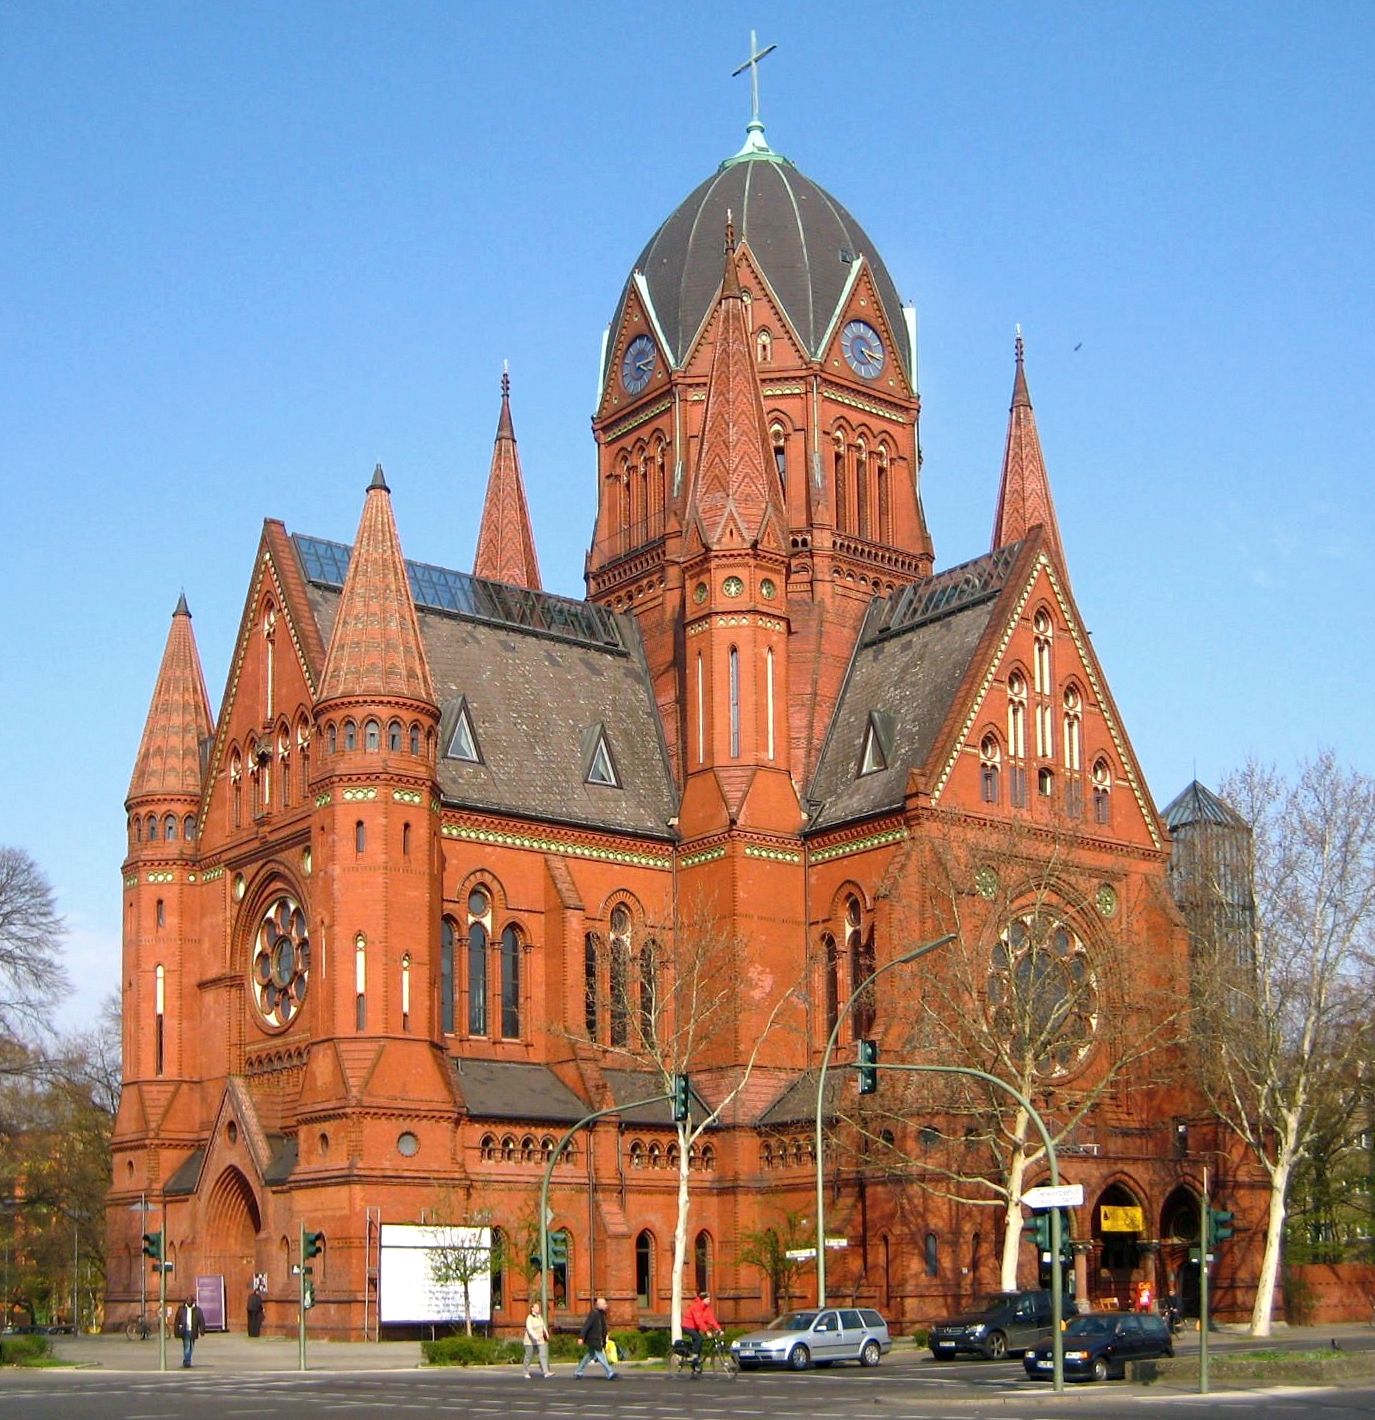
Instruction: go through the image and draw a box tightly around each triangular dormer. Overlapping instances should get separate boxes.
[443,698,482,764]
[582,724,620,788]
[858,712,892,777]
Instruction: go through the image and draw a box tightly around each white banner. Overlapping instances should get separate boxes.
[378,1223,492,1325]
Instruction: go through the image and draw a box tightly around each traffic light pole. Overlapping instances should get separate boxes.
[298,1223,308,1372]
[813,934,955,1307]
[537,1091,669,1322]
[859,1062,1067,1393]
[1200,1167,1210,1395]
[157,1228,167,1373]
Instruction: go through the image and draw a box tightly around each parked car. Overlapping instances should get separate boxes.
[1023,1311,1174,1381]
[928,1290,1075,1360]
[731,1307,892,1371]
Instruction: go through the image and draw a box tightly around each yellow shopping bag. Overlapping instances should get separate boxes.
[605,1338,619,1364]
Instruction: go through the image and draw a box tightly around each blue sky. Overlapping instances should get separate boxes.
[4,2,1371,1032]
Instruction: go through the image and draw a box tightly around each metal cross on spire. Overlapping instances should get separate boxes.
[732,29,776,127]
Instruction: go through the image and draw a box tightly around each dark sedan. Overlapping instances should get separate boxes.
[1023,1311,1173,1381]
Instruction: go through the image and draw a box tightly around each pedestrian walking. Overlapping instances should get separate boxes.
[523,1299,552,1378]
[573,1296,618,1379]
[173,1294,207,1368]
[246,1288,264,1337]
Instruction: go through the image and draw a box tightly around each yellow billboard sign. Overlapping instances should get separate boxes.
[1100,1205,1144,1233]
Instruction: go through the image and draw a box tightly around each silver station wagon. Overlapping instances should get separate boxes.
[731,1307,892,1371]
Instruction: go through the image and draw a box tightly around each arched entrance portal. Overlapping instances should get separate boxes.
[1091,1182,1145,1307]
[202,1167,262,1331]
[1159,1185,1202,1318]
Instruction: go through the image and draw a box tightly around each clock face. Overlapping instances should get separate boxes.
[620,334,657,395]
[841,319,885,380]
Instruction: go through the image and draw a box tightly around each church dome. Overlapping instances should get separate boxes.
[612,124,912,384]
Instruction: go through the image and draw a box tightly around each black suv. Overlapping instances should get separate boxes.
[928,1290,1074,1360]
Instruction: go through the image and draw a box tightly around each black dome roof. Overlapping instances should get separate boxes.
[611,130,912,385]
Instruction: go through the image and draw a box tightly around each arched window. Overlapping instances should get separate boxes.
[823,933,839,1038]
[1063,686,1082,769]
[400,953,411,1031]
[155,963,165,1076]
[755,327,772,364]
[833,430,848,533]
[694,1230,713,1296]
[700,1144,716,1172]
[344,720,357,751]
[388,719,403,751]
[364,719,380,752]
[164,813,177,841]
[648,1142,662,1170]
[520,1135,536,1164]
[354,935,366,1031]
[761,1140,774,1169]
[639,940,657,1046]
[609,905,631,1048]
[629,1140,645,1169]
[1007,672,1028,807]
[766,647,776,761]
[229,754,242,829]
[925,1231,940,1278]
[855,437,869,539]
[500,924,521,1039]
[728,646,740,758]
[156,898,165,929]
[980,734,1001,805]
[1033,609,1053,694]
[468,887,491,1036]
[440,918,456,1034]
[635,1229,654,1307]
[410,723,421,755]
[183,815,196,841]
[355,820,366,854]
[584,932,601,1039]
[876,446,891,543]
[402,822,411,856]
[771,424,787,488]
[502,1135,516,1162]
[1092,758,1113,824]
[480,1133,498,1162]
[146,812,159,841]
[297,717,311,800]
[327,722,337,754]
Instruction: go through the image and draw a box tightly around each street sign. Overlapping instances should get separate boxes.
[1188,1248,1216,1264]
[785,1247,817,1261]
[1022,1184,1084,1209]
[824,1237,848,1249]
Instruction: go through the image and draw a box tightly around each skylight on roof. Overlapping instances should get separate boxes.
[446,702,481,763]
[587,731,619,788]
[859,713,888,777]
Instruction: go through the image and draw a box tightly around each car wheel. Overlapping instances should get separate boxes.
[860,1339,882,1368]
[1091,1356,1109,1382]
[787,1344,811,1371]
[983,1331,1008,1360]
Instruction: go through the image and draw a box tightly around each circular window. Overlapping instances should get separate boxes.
[693,581,708,605]
[722,575,744,598]
[1096,884,1118,918]
[251,894,310,1028]
[760,578,776,600]
[468,887,490,918]
[974,866,1000,900]
[611,904,631,935]
[397,1131,419,1158]
[234,873,247,901]
[988,911,1096,1077]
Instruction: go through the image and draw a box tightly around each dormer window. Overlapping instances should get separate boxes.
[858,712,890,777]
[445,701,481,763]
[584,723,620,787]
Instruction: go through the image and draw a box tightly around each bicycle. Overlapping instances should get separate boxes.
[671,1331,738,1379]
[124,1312,154,1341]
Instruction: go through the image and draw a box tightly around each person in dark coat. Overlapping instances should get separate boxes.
[246,1289,264,1337]
[173,1295,207,1368]
[573,1296,618,1379]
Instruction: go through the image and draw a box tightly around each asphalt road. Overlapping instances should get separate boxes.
[5,1330,1375,1420]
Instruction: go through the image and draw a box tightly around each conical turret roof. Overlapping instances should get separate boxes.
[991,332,1065,567]
[1162,779,1249,832]
[127,594,214,803]
[318,466,436,707]
[473,371,542,589]
[684,229,787,553]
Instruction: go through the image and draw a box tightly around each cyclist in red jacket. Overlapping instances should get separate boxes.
[682,1291,723,1373]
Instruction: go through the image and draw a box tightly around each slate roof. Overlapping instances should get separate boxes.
[609,143,910,382]
[806,546,1022,831]
[263,1134,298,1185]
[757,1070,842,1127]
[164,1148,206,1196]
[295,540,678,839]
[453,1059,590,1123]
[603,1069,709,1127]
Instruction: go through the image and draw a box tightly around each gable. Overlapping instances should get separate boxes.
[818,261,914,402]
[597,279,671,419]
[927,552,1164,851]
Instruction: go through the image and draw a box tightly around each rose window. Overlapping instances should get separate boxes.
[988,911,1096,1077]
[252,895,310,1027]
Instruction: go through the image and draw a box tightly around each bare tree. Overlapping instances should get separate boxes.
[735,1208,813,1314]
[1193,753,1375,1335]
[0,847,69,1045]
[842,819,1190,1291]
[589,888,804,1338]
[427,1187,500,1336]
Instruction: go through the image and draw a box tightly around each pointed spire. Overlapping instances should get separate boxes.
[127,595,214,803]
[318,468,436,706]
[684,224,786,553]
[473,368,543,589]
[991,329,1066,566]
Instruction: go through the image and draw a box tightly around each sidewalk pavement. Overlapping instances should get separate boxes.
[50,1331,425,1373]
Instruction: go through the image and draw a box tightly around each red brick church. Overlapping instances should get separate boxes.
[109,108,1251,1336]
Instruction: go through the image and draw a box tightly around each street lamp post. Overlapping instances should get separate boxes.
[813,933,955,1306]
